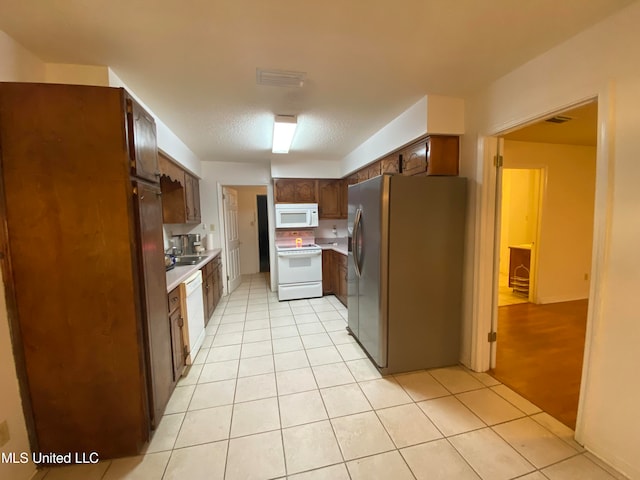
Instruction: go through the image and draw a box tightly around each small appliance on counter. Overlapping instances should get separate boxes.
[170,234,203,255]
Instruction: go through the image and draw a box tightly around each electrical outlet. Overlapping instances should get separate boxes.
[210,224,215,231]
[0,420,10,447]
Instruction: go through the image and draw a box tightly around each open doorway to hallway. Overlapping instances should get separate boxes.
[490,101,597,429]
[222,185,270,294]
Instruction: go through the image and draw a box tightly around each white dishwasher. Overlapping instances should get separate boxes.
[183,270,205,364]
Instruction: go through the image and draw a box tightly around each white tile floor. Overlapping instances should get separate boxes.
[34,274,627,480]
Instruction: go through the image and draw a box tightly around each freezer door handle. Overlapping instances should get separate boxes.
[353,208,363,278]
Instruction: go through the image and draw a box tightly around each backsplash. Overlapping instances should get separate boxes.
[315,219,348,239]
[162,223,206,250]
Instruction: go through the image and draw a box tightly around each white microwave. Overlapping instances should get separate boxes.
[275,203,319,229]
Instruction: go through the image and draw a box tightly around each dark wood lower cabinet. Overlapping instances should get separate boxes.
[321,249,347,306]
[202,254,223,325]
[336,253,348,306]
[168,291,186,382]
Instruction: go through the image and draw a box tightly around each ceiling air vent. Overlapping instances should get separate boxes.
[545,115,573,124]
[256,68,306,88]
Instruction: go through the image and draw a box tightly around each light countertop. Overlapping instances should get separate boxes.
[165,249,222,292]
[316,238,348,256]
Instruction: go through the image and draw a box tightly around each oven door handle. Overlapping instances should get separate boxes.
[277,252,321,258]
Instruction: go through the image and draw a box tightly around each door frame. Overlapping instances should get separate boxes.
[217,182,277,294]
[470,87,615,442]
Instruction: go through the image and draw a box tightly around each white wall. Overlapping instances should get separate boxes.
[271,158,342,179]
[503,142,596,303]
[463,3,640,477]
[0,30,45,82]
[0,30,43,480]
[45,63,109,86]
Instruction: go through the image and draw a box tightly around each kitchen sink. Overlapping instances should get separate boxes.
[174,255,207,266]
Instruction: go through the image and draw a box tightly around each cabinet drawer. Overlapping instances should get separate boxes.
[168,286,181,314]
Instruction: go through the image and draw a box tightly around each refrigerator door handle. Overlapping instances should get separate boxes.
[353,208,363,278]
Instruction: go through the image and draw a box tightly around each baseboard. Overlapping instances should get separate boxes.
[536,294,588,304]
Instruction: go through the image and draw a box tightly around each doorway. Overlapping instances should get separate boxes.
[490,101,598,429]
[221,185,270,294]
[498,168,543,307]
[256,195,270,273]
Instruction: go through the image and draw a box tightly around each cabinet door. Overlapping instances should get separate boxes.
[426,136,459,176]
[274,179,296,203]
[322,250,333,294]
[331,251,341,300]
[206,274,215,323]
[133,180,172,427]
[340,179,348,218]
[191,176,201,222]
[318,180,342,219]
[127,97,159,183]
[381,153,400,174]
[401,140,427,176]
[294,180,318,203]
[367,161,381,179]
[169,308,185,382]
[337,254,348,306]
[184,174,196,222]
[347,173,359,185]
[216,263,223,300]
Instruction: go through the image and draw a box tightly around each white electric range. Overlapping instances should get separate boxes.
[275,232,323,301]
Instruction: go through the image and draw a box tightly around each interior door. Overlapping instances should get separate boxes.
[223,187,242,293]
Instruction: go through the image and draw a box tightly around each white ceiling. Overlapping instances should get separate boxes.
[0,1,632,164]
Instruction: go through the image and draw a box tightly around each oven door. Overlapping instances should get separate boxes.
[277,250,322,284]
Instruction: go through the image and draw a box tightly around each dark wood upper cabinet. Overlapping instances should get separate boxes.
[346,135,458,185]
[274,179,318,203]
[189,173,201,222]
[158,154,201,224]
[401,136,459,176]
[318,179,342,219]
[381,153,400,174]
[294,180,317,203]
[127,96,159,183]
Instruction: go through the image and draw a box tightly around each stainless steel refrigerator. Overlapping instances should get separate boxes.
[347,174,467,374]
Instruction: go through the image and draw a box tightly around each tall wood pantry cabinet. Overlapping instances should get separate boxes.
[0,83,174,459]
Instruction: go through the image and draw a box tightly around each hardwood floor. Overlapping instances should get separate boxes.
[490,299,588,429]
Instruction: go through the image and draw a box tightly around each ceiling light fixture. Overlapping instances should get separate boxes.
[272,115,297,154]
